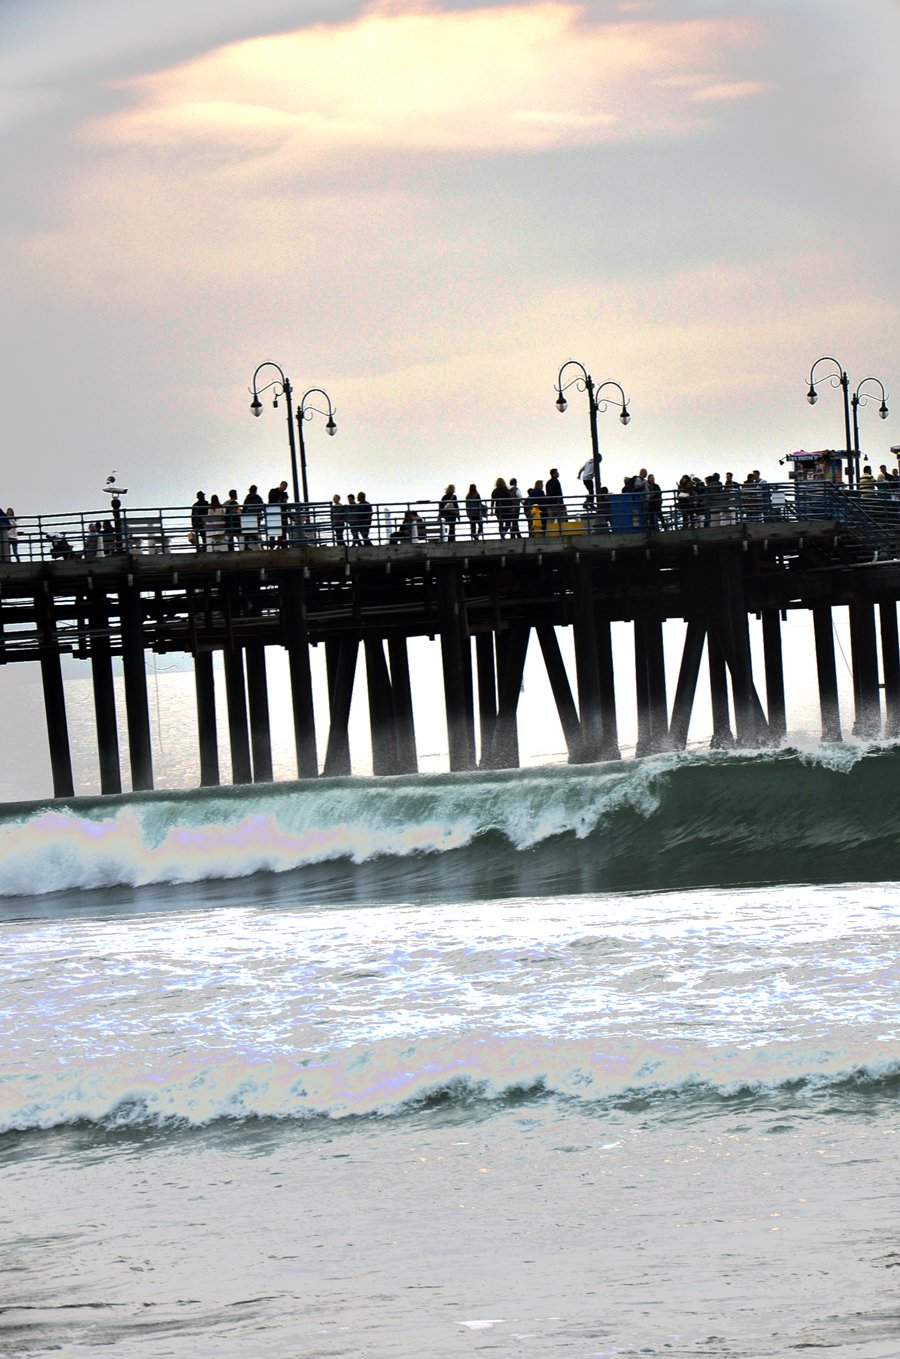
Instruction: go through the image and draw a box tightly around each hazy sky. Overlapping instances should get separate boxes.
[3,0,899,514]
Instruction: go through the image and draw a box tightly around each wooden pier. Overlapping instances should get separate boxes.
[3,514,900,797]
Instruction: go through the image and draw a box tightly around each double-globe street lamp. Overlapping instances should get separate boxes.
[249,361,336,505]
[555,360,630,512]
[806,356,888,488]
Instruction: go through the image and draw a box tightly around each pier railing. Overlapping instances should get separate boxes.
[2,482,899,563]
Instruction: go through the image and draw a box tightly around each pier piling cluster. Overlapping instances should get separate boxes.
[4,501,900,798]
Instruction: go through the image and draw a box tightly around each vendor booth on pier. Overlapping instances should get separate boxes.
[783,450,843,482]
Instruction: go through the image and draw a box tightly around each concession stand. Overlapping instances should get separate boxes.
[783,450,843,483]
[784,450,843,518]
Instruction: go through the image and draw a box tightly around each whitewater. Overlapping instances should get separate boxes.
[2,746,899,1357]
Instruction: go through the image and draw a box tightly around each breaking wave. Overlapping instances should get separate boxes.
[0,744,898,905]
[3,1035,899,1134]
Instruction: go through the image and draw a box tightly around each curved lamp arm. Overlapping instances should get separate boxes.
[806,355,846,406]
[298,387,337,435]
[595,379,631,424]
[250,360,291,414]
[555,359,592,412]
[853,376,889,419]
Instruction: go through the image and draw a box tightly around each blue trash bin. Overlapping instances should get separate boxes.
[609,492,647,533]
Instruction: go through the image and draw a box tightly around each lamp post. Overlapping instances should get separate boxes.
[806,356,853,486]
[555,360,630,508]
[250,361,301,505]
[850,377,889,486]
[295,388,337,506]
[249,362,337,506]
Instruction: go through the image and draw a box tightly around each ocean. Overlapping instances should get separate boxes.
[1,746,899,1358]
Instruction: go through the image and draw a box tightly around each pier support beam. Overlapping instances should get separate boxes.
[194,650,220,787]
[633,620,650,758]
[475,632,498,768]
[437,568,476,771]
[282,575,318,779]
[849,600,881,739]
[536,625,583,762]
[324,638,359,776]
[572,559,603,763]
[35,589,75,798]
[388,636,418,775]
[635,615,669,756]
[595,615,620,761]
[89,591,121,795]
[707,631,734,749]
[712,551,758,746]
[666,619,706,750]
[812,605,842,742]
[490,625,529,769]
[669,618,706,751]
[245,642,274,782]
[223,646,253,784]
[365,638,399,776]
[761,609,787,743]
[118,583,154,791]
[879,601,900,739]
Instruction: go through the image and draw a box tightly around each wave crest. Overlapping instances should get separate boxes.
[4,1036,899,1134]
[0,745,898,900]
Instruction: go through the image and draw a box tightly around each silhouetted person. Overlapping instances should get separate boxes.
[191,491,208,552]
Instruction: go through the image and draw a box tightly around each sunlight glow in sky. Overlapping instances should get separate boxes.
[89,3,766,156]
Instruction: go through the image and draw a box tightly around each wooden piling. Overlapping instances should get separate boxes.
[365,638,399,776]
[879,601,900,738]
[849,599,881,739]
[194,650,220,787]
[641,615,670,754]
[571,558,604,763]
[761,609,787,742]
[491,625,529,769]
[594,614,620,761]
[437,568,476,772]
[323,638,359,776]
[536,624,583,762]
[812,605,842,742]
[669,618,706,750]
[387,636,418,775]
[35,589,75,798]
[118,583,154,791]
[245,642,274,782]
[282,574,318,779]
[707,631,735,748]
[475,632,498,768]
[89,590,122,795]
[222,646,253,784]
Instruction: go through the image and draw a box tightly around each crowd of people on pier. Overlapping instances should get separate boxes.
[185,484,378,551]
[426,460,900,540]
[429,466,777,539]
[3,456,900,562]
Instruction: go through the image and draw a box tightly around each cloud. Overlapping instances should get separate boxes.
[81,0,766,161]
